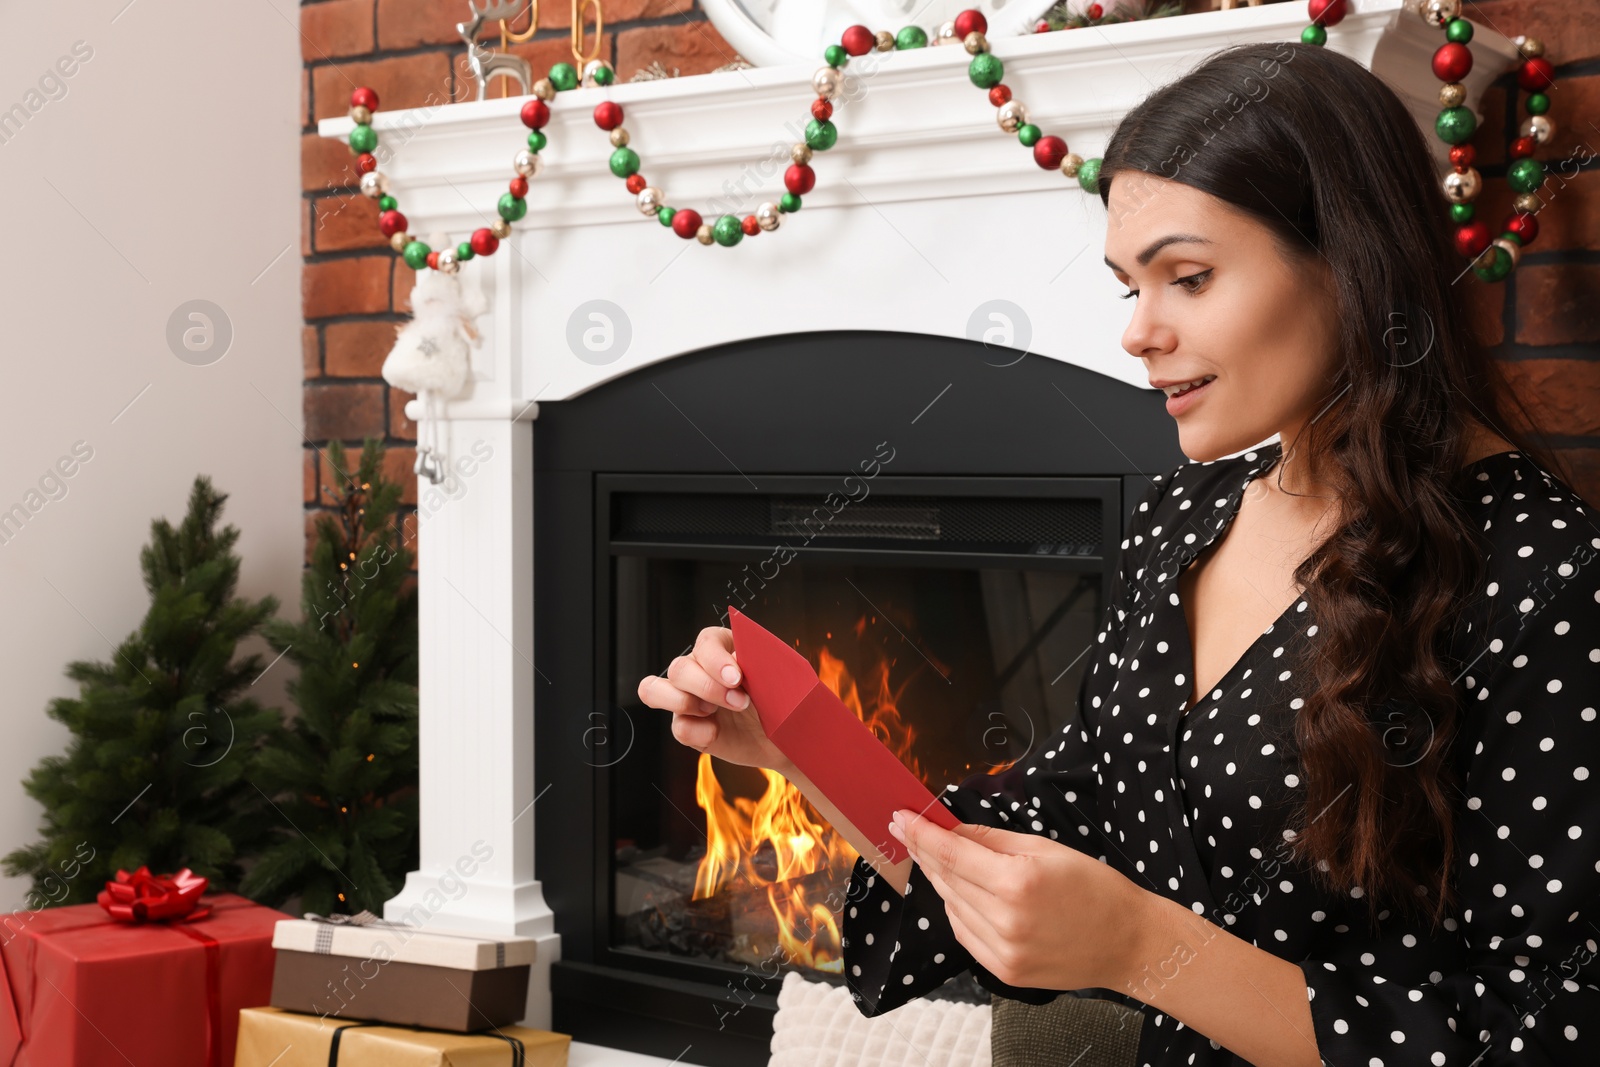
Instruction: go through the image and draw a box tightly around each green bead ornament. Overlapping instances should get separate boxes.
[825,44,848,68]
[780,192,802,212]
[349,123,378,153]
[805,118,838,151]
[968,53,1004,89]
[1017,124,1042,147]
[378,195,397,212]
[1472,244,1512,283]
[712,214,744,247]
[549,63,579,91]
[527,131,548,153]
[1077,157,1102,194]
[1500,231,1522,246]
[658,206,676,226]
[1445,17,1474,44]
[591,65,615,86]
[1449,202,1475,224]
[402,240,431,270]
[1301,24,1327,46]
[609,146,641,178]
[1527,92,1550,115]
[1507,157,1545,194]
[498,192,527,221]
[896,26,928,49]
[456,242,475,261]
[1434,106,1476,145]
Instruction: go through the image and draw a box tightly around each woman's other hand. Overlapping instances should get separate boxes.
[637,625,793,774]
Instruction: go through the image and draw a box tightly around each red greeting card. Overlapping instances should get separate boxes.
[727,605,960,865]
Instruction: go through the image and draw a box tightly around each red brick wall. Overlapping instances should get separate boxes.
[299,0,1600,562]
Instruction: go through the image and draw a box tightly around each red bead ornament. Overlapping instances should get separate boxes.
[356,153,378,175]
[520,99,550,129]
[1034,19,1051,33]
[1307,0,1346,27]
[594,101,623,130]
[1432,42,1473,83]
[1086,3,1103,18]
[509,176,529,198]
[1507,212,1538,245]
[841,24,875,56]
[1510,135,1536,159]
[811,98,833,122]
[426,250,440,270]
[953,9,987,38]
[625,173,647,194]
[378,209,407,237]
[741,215,761,236]
[1517,56,1554,91]
[1454,220,1492,259]
[351,86,379,111]
[470,228,499,256]
[1448,144,1475,169]
[785,163,816,195]
[1032,135,1069,170]
[671,208,703,239]
[989,85,1011,106]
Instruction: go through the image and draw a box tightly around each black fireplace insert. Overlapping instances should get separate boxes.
[534,330,1180,1064]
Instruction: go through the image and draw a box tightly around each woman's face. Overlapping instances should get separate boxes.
[1103,171,1344,463]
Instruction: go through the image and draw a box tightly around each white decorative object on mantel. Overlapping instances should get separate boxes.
[317,0,1517,1040]
[699,0,1060,68]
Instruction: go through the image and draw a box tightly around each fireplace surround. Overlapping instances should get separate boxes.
[313,2,1519,1060]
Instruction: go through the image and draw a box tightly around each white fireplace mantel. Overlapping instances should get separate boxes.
[317,0,1516,1043]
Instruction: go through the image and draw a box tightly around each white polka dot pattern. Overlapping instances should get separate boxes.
[839,442,1600,1065]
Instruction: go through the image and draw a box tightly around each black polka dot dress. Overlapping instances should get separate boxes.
[841,441,1600,1065]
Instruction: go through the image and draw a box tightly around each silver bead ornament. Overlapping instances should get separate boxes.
[755,202,781,231]
[813,66,844,100]
[436,248,460,274]
[1514,35,1544,58]
[637,186,664,216]
[1419,0,1460,26]
[997,100,1028,133]
[963,31,988,55]
[936,20,958,44]
[514,150,543,178]
[1512,191,1543,214]
[359,170,388,198]
[1520,114,1555,146]
[1442,167,1481,204]
[532,78,556,101]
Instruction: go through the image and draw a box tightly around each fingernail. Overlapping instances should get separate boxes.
[887,820,905,842]
[721,665,740,685]
[726,688,748,709]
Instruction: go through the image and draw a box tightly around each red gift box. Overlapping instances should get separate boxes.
[0,892,287,1067]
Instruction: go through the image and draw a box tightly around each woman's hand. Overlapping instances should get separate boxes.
[888,807,1158,993]
[636,625,794,774]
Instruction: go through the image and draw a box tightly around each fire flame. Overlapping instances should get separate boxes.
[692,629,923,973]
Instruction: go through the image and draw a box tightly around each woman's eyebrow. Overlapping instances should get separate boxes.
[1103,234,1214,273]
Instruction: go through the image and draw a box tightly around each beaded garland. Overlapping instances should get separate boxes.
[352,4,1551,283]
[1299,0,1555,282]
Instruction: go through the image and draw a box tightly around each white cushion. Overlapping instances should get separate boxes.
[769,971,992,1067]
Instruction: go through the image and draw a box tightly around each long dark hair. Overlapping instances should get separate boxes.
[1097,41,1567,930]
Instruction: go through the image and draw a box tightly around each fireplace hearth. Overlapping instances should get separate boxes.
[535,330,1179,1062]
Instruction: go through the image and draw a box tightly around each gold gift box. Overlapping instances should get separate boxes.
[234,1006,571,1066]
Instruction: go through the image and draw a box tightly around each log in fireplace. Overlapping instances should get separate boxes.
[534,329,1180,1063]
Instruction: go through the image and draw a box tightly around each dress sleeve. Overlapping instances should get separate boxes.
[1296,554,1600,1064]
[841,470,1175,1016]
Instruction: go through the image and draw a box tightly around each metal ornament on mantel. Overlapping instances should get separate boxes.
[381,233,486,485]
[459,0,607,100]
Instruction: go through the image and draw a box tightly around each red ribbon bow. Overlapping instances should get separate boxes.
[96,866,213,923]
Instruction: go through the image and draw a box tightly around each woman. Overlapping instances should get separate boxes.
[636,40,1599,1066]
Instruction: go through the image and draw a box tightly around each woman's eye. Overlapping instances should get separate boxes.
[1119,269,1212,300]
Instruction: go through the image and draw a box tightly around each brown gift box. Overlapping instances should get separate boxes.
[271,947,531,1031]
[234,1006,570,1066]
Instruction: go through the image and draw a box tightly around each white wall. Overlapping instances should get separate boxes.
[0,0,303,906]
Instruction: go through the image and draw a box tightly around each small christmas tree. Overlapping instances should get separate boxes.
[2,477,284,904]
[241,439,419,916]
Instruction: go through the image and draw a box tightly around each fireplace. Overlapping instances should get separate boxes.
[312,2,1519,1059]
[534,329,1179,1062]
